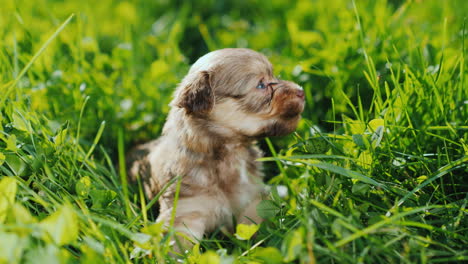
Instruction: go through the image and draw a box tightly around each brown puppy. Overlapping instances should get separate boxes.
[127,48,304,249]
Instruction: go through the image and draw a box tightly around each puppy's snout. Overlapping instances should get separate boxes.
[296,89,305,99]
[278,83,305,101]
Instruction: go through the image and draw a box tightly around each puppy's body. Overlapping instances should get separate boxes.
[128,133,264,238]
[127,48,304,245]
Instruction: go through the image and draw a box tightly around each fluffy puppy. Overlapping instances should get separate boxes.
[127,48,305,249]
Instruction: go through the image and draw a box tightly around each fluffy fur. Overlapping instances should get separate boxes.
[127,48,305,249]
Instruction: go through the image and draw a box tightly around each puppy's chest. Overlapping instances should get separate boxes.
[213,147,262,209]
[217,154,258,185]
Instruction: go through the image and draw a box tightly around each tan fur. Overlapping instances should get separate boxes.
[126,48,305,250]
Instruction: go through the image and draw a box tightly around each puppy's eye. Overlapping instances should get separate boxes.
[256,82,266,89]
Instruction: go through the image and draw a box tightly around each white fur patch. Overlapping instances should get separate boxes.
[239,159,249,183]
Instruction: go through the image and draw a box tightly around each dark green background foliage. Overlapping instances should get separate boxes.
[0,0,467,263]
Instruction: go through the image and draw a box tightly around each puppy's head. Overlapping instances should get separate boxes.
[172,48,305,138]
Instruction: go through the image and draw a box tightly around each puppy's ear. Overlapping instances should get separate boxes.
[175,71,214,115]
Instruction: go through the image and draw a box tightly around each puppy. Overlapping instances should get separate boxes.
[127,48,305,249]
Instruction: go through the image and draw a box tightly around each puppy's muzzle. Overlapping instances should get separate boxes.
[273,81,305,119]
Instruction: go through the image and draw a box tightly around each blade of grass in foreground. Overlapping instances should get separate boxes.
[265,138,287,178]
[389,156,468,211]
[262,156,385,189]
[117,128,132,219]
[126,175,182,228]
[0,13,74,106]
[79,120,106,169]
[258,154,353,162]
[310,162,385,189]
[335,205,439,247]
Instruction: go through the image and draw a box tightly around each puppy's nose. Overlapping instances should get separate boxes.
[296,89,305,99]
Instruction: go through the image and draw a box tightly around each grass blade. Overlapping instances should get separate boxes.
[1,13,75,106]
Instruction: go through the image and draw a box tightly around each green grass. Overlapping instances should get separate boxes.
[1,0,467,263]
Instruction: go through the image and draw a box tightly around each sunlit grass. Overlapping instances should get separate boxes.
[0,0,467,263]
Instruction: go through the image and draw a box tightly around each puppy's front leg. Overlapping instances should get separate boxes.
[157,199,209,252]
[237,196,264,225]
